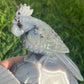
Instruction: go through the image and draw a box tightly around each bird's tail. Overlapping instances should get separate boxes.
[56,53,83,81]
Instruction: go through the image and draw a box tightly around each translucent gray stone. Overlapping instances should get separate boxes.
[11,53,79,84]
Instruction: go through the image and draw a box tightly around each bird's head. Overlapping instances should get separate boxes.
[11,4,34,37]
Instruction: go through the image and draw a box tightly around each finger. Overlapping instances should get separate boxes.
[0,56,25,69]
[12,56,25,64]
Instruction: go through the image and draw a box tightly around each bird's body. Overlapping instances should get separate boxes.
[22,16,69,54]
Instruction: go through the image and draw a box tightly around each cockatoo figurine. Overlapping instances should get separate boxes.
[11,4,83,84]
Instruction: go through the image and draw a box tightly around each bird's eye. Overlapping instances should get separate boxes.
[17,22,23,28]
[15,18,17,21]
[18,20,21,23]
[18,12,21,15]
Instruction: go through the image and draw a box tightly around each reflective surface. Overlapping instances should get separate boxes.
[11,53,79,84]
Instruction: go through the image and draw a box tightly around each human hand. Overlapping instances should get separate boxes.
[0,56,25,69]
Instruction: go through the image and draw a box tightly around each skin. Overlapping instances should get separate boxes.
[0,56,25,69]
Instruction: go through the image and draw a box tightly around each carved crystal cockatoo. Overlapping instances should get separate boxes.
[11,4,83,84]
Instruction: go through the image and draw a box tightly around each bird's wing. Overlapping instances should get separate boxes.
[26,17,69,54]
[33,21,69,54]
[56,53,83,81]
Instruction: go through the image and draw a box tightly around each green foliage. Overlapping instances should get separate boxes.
[0,0,84,83]
[0,0,27,61]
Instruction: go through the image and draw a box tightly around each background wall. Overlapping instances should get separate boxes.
[0,0,84,83]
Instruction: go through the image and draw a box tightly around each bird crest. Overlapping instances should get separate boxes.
[16,4,33,17]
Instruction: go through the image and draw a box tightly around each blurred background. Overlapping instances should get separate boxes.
[0,0,84,83]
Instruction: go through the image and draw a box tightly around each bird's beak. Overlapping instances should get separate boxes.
[11,25,24,37]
